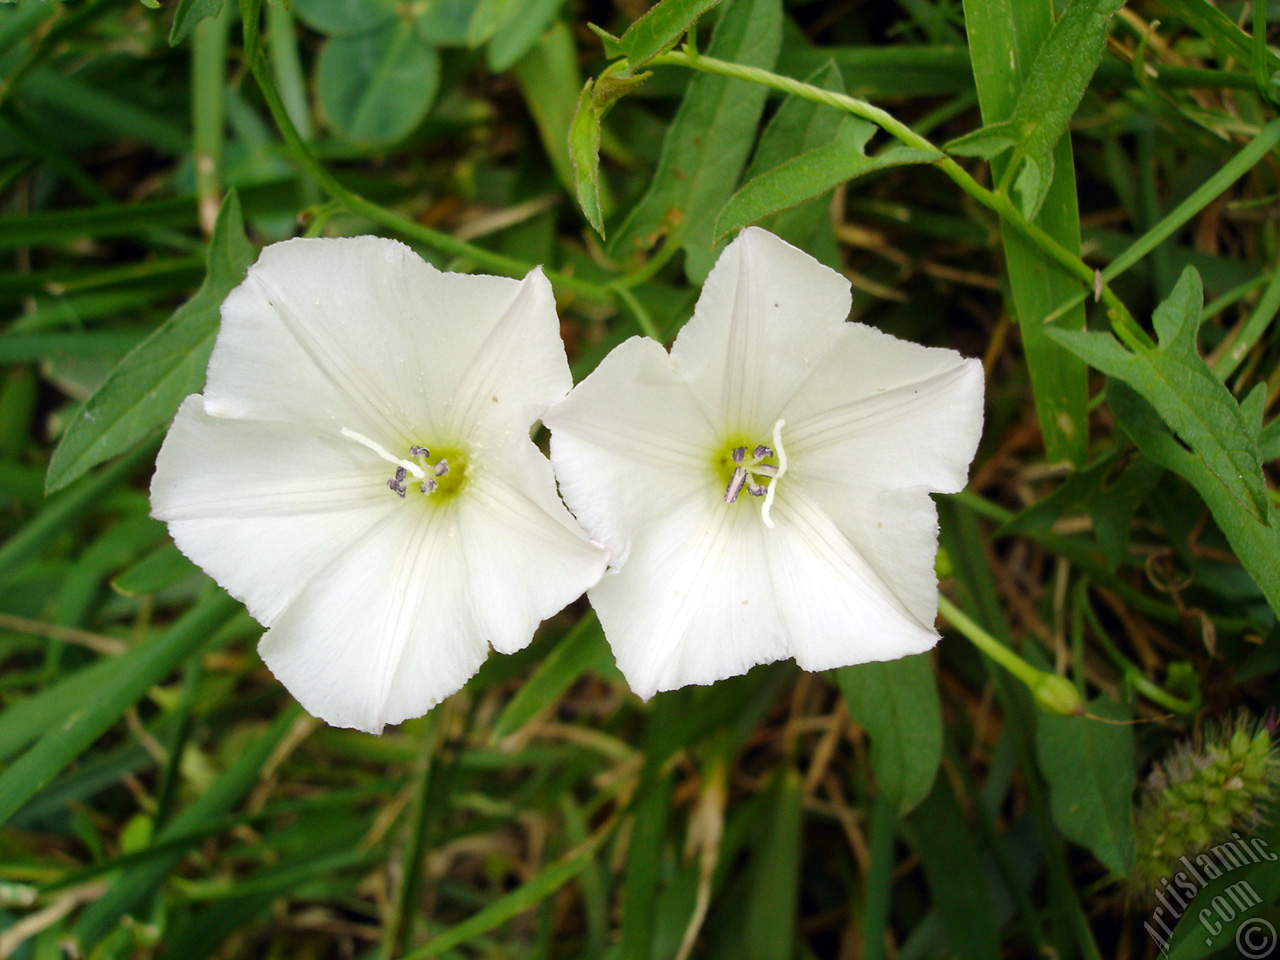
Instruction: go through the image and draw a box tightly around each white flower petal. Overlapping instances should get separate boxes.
[782,324,985,494]
[545,335,718,566]
[258,505,480,734]
[151,396,398,623]
[205,237,568,442]
[788,478,945,630]
[589,485,937,700]
[458,438,610,654]
[258,444,607,734]
[670,227,852,433]
[768,483,939,668]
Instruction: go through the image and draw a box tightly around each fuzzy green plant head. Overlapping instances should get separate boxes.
[1129,712,1280,897]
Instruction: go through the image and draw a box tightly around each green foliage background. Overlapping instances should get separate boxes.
[0,0,1278,957]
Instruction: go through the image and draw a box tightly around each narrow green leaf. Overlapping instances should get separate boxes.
[0,591,240,826]
[1159,0,1280,75]
[491,614,613,740]
[614,0,724,67]
[907,775,1002,960]
[112,542,204,597]
[45,193,254,494]
[963,0,1090,465]
[1035,697,1136,875]
[1003,0,1126,219]
[569,80,606,236]
[1046,268,1269,523]
[739,61,846,256]
[745,769,803,960]
[316,21,439,146]
[399,825,613,960]
[608,0,781,281]
[2,444,155,585]
[838,653,943,816]
[70,707,301,951]
[1111,383,1280,616]
[169,0,223,44]
[716,118,935,240]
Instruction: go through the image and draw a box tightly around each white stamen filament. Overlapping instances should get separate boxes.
[341,428,425,479]
[760,419,787,529]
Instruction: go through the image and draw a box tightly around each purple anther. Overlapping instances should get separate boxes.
[394,466,407,482]
[420,478,438,495]
[434,459,449,477]
[731,447,746,464]
[409,445,429,459]
[746,481,766,497]
[754,445,773,459]
[723,467,748,503]
[387,478,406,498]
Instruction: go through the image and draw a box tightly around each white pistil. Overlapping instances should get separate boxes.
[760,419,787,529]
[341,428,425,479]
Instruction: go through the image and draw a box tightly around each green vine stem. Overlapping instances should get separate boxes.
[647,48,1155,352]
[937,595,1085,716]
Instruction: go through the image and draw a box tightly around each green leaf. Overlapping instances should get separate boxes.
[169,0,223,45]
[608,0,781,281]
[513,21,580,196]
[716,117,936,240]
[569,80,607,236]
[399,824,613,960]
[486,0,564,71]
[0,591,240,826]
[1002,0,1127,219]
[1111,382,1280,616]
[112,542,204,597]
[1035,696,1136,875]
[746,769,803,960]
[907,774,1002,960]
[414,0,476,46]
[737,61,846,256]
[316,21,440,146]
[45,193,254,494]
[613,0,724,68]
[291,0,396,37]
[837,653,943,816]
[1046,268,1270,524]
[962,0,1090,465]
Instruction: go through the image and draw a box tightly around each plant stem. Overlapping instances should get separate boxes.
[937,595,1084,716]
[648,49,1153,350]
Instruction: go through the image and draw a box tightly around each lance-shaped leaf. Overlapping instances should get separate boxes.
[716,116,937,241]
[611,0,725,68]
[608,0,781,281]
[46,193,254,493]
[1046,267,1270,524]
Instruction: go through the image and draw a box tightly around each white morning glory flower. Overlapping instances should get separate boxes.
[543,227,984,699]
[151,237,609,733]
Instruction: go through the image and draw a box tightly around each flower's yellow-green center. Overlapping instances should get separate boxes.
[712,419,789,528]
[340,428,469,506]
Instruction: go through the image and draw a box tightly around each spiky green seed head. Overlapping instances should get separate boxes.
[1128,714,1280,898]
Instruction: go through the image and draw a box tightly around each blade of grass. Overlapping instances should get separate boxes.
[962,0,1089,464]
[0,590,241,825]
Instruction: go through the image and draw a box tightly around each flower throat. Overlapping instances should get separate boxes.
[340,428,467,502]
[716,419,787,528]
